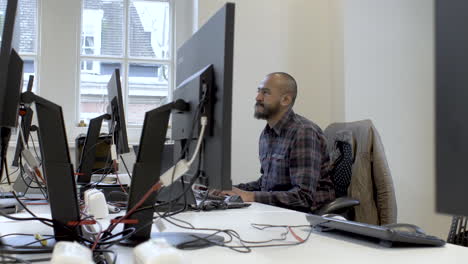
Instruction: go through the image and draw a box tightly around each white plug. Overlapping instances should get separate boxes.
[84,189,109,219]
[110,144,118,161]
[133,238,187,264]
[51,241,94,264]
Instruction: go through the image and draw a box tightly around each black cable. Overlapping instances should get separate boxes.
[23,257,51,263]
[10,191,53,227]
[0,202,54,227]
[0,167,19,185]
[2,157,10,185]
[93,227,136,246]
[119,154,131,179]
[0,255,32,264]
[93,249,117,264]
[0,246,53,255]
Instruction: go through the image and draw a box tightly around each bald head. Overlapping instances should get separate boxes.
[266,72,297,106]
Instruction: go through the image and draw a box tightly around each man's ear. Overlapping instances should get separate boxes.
[280,94,292,107]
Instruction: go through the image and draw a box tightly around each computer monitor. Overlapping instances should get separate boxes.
[107,68,130,155]
[172,2,234,190]
[76,68,128,184]
[0,0,23,184]
[436,0,468,216]
[118,3,235,247]
[0,0,20,128]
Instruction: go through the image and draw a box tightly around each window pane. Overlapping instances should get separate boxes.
[0,0,38,53]
[129,0,170,59]
[82,0,124,57]
[79,60,122,123]
[22,58,35,92]
[0,1,5,45]
[127,63,169,125]
[18,0,37,53]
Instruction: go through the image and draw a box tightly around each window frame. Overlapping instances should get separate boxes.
[76,0,175,133]
[17,0,40,93]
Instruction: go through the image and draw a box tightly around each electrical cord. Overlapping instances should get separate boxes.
[119,154,131,179]
[0,167,19,185]
[5,191,53,228]
[0,255,33,264]
[93,249,117,264]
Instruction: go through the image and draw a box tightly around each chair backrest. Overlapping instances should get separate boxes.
[329,140,354,198]
[324,120,397,225]
[448,216,468,246]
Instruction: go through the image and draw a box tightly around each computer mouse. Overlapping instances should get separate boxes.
[384,223,426,235]
[323,214,347,221]
[225,195,243,203]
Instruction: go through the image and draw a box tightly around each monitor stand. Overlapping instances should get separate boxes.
[154,175,197,212]
[119,101,224,249]
[76,113,111,185]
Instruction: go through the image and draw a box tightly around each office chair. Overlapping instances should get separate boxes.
[315,120,397,225]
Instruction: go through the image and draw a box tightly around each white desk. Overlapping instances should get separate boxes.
[1,202,468,264]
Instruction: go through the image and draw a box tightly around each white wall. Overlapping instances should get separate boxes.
[341,0,451,238]
[197,0,336,184]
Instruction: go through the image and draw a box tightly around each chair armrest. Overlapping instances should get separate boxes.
[315,197,360,215]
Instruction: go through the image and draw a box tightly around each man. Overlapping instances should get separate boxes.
[223,72,335,212]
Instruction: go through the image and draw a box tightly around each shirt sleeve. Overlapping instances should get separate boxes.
[253,128,333,212]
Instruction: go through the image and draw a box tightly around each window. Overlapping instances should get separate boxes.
[79,0,173,126]
[0,0,39,92]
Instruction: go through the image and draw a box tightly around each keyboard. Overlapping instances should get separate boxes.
[193,190,250,211]
[193,190,226,201]
[306,214,446,247]
[197,199,251,211]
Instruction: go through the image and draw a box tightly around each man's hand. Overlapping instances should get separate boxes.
[222,187,255,202]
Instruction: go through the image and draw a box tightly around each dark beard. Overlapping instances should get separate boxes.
[254,102,279,120]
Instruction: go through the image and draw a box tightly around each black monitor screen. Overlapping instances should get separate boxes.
[107,69,130,154]
[0,0,21,128]
[172,2,234,190]
[436,0,468,216]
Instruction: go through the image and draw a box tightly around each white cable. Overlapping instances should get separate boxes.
[187,116,207,167]
[18,121,28,150]
[159,116,207,186]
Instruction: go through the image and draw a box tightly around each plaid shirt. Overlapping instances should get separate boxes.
[237,109,335,212]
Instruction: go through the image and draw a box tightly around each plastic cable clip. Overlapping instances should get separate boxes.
[34,233,48,247]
